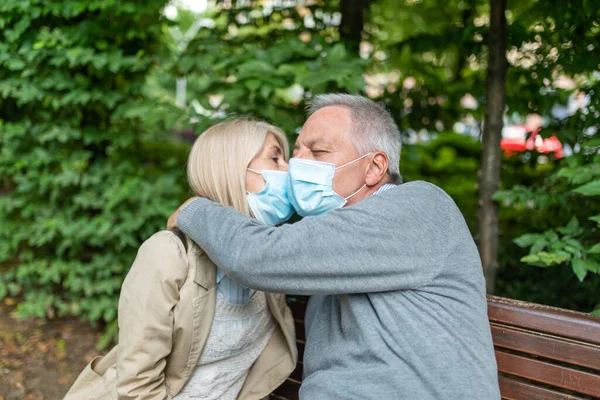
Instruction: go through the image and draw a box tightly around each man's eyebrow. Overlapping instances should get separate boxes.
[292,139,332,151]
[306,139,332,149]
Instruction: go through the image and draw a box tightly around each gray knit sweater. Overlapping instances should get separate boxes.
[178,181,500,399]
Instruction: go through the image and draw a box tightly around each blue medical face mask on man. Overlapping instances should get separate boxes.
[246,169,295,226]
[288,153,371,217]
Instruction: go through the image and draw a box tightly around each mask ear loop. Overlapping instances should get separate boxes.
[344,184,367,200]
[335,152,373,170]
[246,168,267,195]
[335,153,371,200]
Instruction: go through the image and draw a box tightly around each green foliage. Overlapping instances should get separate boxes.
[490,0,600,311]
[506,1,600,137]
[493,1,600,312]
[0,0,189,338]
[368,0,489,132]
[495,139,600,312]
[167,2,368,137]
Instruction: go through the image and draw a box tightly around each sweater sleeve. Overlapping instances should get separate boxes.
[116,231,187,400]
[178,182,451,295]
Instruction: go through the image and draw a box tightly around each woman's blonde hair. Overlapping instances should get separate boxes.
[187,118,290,216]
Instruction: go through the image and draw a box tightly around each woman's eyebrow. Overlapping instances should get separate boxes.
[270,145,282,154]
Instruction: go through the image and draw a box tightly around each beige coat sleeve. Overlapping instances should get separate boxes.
[116,231,188,400]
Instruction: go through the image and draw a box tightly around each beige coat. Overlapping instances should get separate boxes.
[64,231,297,400]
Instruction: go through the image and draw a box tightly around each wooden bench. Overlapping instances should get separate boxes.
[271,295,600,400]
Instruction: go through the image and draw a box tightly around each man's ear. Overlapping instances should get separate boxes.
[365,152,389,187]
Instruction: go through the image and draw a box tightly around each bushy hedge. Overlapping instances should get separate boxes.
[0,1,371,345]
[0,0,189,343]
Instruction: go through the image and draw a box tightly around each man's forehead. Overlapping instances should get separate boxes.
[305,106,351,128]
[298,107,352,145]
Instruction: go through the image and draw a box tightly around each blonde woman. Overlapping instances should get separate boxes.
[65,119,297,400]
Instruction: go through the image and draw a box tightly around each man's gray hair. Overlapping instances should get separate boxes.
[307,93,402,183]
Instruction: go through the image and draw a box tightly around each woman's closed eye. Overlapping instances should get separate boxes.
[269,146,283,164]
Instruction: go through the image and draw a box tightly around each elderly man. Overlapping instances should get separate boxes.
[172,94,500,399]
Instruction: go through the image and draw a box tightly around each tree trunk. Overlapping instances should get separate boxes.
[479,0,507,294]
[340,0,370,54]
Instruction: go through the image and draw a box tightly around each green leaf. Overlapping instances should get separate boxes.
[573,180,600,196]
[565,217,580,234]
[328,44,348,63]
[554,250,572,261]
[586,259,600,274]
[6,58,26,70]
[514,233,542,248]
[588,243,600,254]
[492,190,513,202]
[520,251,568,267]
[571,259,588,282]
[589,215,600,226]
[521,254,542,265]
[244,78,262,91]
[530,238,548,254]
[583,138,600,148]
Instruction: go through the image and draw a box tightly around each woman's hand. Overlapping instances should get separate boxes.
[167,197,200,229]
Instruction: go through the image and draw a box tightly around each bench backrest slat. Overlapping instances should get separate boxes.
[491,324,600,370]
[498,375,587,400]
[488,295,600,344]
[495,351,600,397]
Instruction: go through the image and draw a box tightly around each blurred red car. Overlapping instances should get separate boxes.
[501,124,564,158]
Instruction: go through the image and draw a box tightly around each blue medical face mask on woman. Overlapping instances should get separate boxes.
[246,169,295,226]
[288,153,371,217]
